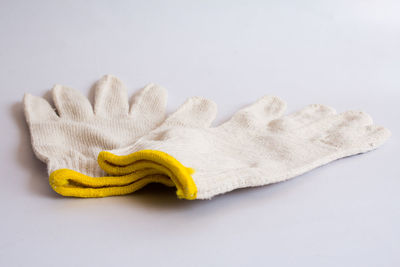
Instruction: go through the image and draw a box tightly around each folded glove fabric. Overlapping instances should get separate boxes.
[24,75,174,197]
[98,96,391,200]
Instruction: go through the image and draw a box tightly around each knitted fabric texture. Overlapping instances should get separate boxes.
[98,96,391,199]
[24,75,170,196]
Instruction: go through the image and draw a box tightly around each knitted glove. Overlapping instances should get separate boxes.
[24,75,173,197]
[98,96,391,200]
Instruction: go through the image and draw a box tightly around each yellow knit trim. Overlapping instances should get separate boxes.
[49,168,174,198]
[98,150,197,200]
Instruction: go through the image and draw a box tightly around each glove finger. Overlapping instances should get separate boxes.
[311,110,373,134]
[310,110,374,147]
[94,75,129,117]
[268,104,336,132]
[319,123,390,151]
[355,125,391,151]
[220,95,286,130]
[162,97,217,128]
[23,93,59,123]
[130,83,167,123]
[52,85,93,120]
[289,104,336,124]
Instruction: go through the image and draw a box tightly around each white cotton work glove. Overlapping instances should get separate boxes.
[98,96,391,200]
[24,75,173,197]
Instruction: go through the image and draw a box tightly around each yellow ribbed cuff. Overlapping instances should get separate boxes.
[98,150,197,200]
[49,168,174,198]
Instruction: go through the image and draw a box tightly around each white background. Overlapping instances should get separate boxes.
[1,1,399,266]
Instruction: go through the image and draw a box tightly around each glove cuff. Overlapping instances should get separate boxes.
[47,157,105,178]
[98,150,197,200]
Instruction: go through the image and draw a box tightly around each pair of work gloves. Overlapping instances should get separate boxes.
[24,75,390,200]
